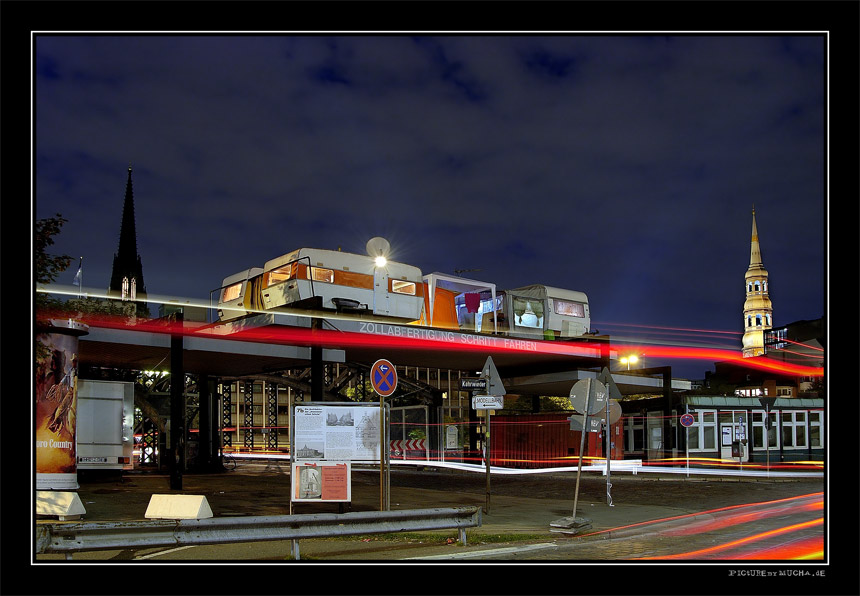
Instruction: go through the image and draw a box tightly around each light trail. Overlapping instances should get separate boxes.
[579,492,823,538]
[36,305,825,377]
[633,517,823,560]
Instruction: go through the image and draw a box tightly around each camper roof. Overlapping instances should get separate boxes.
[506,284,588,303]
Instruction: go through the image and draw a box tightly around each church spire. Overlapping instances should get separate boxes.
[108,165,147,309]
[749,205,763,268]
[742,206,772,358]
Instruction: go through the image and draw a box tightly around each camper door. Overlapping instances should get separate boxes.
[373,267,390,316]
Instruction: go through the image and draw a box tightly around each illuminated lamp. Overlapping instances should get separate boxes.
[366,237,391,268]
[620,355,639,370]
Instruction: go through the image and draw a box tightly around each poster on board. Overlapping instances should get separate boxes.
[291,461,351,502]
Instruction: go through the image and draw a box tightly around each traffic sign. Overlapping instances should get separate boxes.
[569,378,608,415]
[481,357,506,396]
[569,415,602,433]
[459,378,488,392]
[607,399,622,425]
[596,367,623,402]
[370,359,397,397]
[680,413,695,428]
[472,395,504,410]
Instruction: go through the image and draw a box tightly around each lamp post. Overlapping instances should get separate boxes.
[620,355,639,370]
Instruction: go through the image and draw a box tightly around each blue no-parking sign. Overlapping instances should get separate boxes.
[680,413,695,428]
[371,359,397,397]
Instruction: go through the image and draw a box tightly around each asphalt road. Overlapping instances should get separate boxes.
[30,464,853,595]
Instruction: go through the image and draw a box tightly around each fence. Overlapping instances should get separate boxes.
[36,506,482,561]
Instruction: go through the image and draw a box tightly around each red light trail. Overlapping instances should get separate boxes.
[38,310,824,377]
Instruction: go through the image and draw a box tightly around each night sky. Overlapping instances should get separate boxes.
[31,31,834,379]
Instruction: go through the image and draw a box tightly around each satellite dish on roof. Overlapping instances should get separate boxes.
[366,237,391,258]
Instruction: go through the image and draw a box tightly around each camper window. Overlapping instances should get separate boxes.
[391,280,416,295]
[309,266,334,283]
[512,297,543,328]
[553,299,585,318]
[222,282,242,302]
[264,264,295,288]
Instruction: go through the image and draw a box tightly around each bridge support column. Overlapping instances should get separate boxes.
[169,315,185,490]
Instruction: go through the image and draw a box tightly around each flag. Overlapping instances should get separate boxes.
[73,258,82,286]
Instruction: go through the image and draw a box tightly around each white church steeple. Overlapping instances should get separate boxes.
[742,206,773,357]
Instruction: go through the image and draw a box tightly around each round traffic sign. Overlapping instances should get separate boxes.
[569,378,608,415]
[680,413,695,428]
[607,399,622,425]
[371,359,398,397]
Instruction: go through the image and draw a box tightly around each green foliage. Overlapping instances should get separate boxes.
[35,214,72,363]
[35,214,72,309]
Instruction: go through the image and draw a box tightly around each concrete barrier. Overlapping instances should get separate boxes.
[36,491,87,521]
[145,494,213,520]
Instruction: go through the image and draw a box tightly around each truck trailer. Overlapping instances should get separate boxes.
[76,379,135,472]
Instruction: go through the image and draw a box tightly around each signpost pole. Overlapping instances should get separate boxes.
[485,411,491,514]
[765,404,770,479]
[605,398,612,506]
[572,379,592,519]
[371,359,397,512]
[685,406,690,478]
[380,396,384,511]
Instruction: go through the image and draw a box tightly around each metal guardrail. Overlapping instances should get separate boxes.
[36,506,482,560]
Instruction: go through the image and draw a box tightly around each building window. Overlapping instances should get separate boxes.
[781,411,807,449]
[809,411,823,449]
[756,314,762,327]
[686,410,717,452]
[624,414,645,452]
[751,410,778,450]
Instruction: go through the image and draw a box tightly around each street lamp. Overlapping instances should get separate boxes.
[620,355,638,370]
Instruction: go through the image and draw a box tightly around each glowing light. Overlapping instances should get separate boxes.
[374,256,387,267]
[35,295,825,377]
[620,354,638,370]
[634,517,823,560]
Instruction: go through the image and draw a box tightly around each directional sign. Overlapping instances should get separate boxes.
[472,395,504,410]
[459,378,488,392]
[680,413,695,428]
[370,359,397,397]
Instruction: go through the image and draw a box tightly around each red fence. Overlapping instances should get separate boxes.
[489,413,624,469]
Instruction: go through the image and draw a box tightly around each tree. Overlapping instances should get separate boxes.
[35,214,73,364]
[35,214,72,310]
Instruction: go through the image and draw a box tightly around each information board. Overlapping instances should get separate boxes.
[292,404,383,463]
